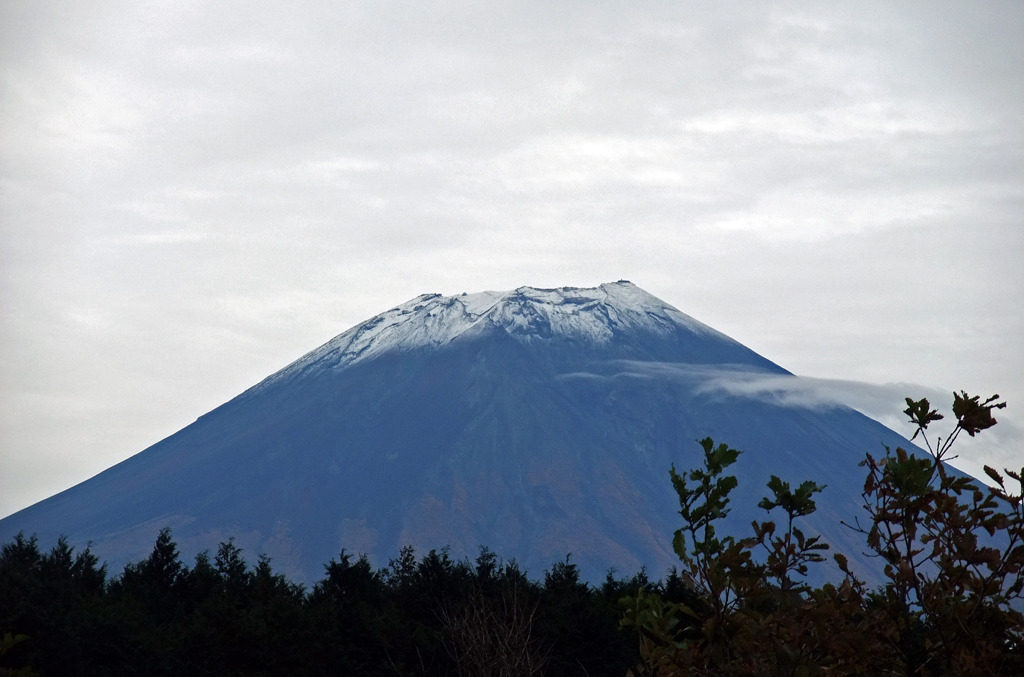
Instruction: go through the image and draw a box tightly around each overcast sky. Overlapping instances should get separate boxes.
[2,1,1022,518]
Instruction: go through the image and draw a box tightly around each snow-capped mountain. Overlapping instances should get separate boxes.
[0,281,916,583]
[259,281,782,387]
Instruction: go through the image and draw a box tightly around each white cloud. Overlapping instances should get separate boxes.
[563,360,1022,486]
[694,369,1023,484]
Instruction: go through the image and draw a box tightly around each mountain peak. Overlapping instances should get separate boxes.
[261,281,743,388]
[481,280,716,341]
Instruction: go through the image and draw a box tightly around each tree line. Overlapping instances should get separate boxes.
[2,392,1022,676]
[1,527,648,676]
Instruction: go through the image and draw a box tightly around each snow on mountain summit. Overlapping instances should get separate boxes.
[262,281,734,387]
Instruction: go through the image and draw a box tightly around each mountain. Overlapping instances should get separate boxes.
[0,281,918,584]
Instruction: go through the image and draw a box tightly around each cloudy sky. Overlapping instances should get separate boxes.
[2,1,1021,518]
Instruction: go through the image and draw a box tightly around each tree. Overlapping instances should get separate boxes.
[307,550,388,675]
[0,534,111,676]
[116,527,184,601]
[622,393,1024,675]
[439,550,546,677]
[845,392,1023,673]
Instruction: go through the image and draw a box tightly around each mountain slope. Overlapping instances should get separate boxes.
[0,281,915,583]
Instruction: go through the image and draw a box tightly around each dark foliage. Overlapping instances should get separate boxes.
[622,392,1024,676]
[0,533,641,676]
